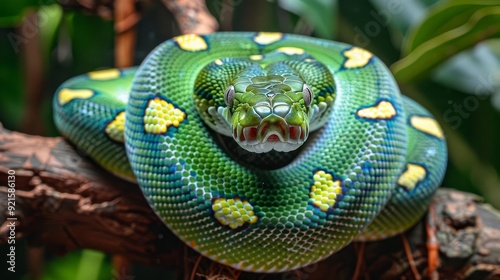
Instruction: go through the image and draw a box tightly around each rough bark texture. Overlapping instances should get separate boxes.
[1,124,500,279]
[161,0,219,34]
[57,0,218,34]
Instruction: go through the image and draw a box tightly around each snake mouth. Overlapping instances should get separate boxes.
[233,123,308,153]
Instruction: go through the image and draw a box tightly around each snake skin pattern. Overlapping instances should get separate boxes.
[54,32,447,272]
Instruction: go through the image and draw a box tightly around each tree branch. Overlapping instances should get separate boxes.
[161,0,219,34]
[1,123,500,279]
[0,123,180,266]
[57,0,219,35]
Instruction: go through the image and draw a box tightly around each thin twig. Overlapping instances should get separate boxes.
[20,11,44,135]
[190,254,203,280]
[115,0,138,67]
[352,242,366,280]
[402,234,421,280]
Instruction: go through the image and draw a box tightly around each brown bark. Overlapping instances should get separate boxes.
[20,11,44,136]
[114,0,138,68]
[1,123,500,279]
[161,0,219,34]
[58,0,219,67]
[56,0,219,36]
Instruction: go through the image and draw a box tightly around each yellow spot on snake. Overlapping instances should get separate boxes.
[144,98,186,134]
[88,69,120,80]
[250,54,263,60]
[356,100,396,119]
[253,32,283,45]
[212,198,258,229]
[410,116,444,139]
[343,47,373,68]
[276,47,305,55]
[214,59,223,65]
[105,111,125,143]
[398,164,427,190]
[58,88,94,106]
[309,170,342,212]
[173,34,208,51]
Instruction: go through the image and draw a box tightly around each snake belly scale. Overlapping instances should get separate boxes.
[53,32,447,272]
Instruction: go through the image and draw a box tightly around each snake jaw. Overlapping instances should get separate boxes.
[231,104,310,153]
[233,122,308,153]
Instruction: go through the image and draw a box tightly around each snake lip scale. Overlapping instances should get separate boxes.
[235,123,307,153]
[53,32,447,272]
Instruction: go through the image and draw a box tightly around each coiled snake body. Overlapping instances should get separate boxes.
[54,32,447,272]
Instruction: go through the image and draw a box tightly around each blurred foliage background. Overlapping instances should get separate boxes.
[0,0,499,279]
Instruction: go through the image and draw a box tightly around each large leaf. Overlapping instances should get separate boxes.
[391,6,500,82]
[368,0,500,103]
[65,12,114,73]
[368,0,431,46]
[403,0,500,55]
[40,250,110,280]
[0,28,24,130]
[0,0,56,26]
[38,4,62,68]
[278,0,337,39]
[432,40,500,109]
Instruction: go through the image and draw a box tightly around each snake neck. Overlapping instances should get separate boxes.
[194,50,336,153]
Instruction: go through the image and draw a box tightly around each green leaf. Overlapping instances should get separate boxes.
[278,0,337,39]
[403,0,500,54]
[40,250,111,280]
[0,0,56,26]
[391,6,500,82]
[368,0,430,42]
[431,40,500,109]
[38,4,63,68]
[0,29,24,130]
[65,12,114,73]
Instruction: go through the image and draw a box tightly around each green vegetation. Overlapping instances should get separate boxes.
[1,0,499,279]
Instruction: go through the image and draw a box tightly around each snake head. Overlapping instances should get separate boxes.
[224,80,313,153]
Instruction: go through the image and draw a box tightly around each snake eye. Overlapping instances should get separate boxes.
[302,84,314,107]
[224,85,236,107]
